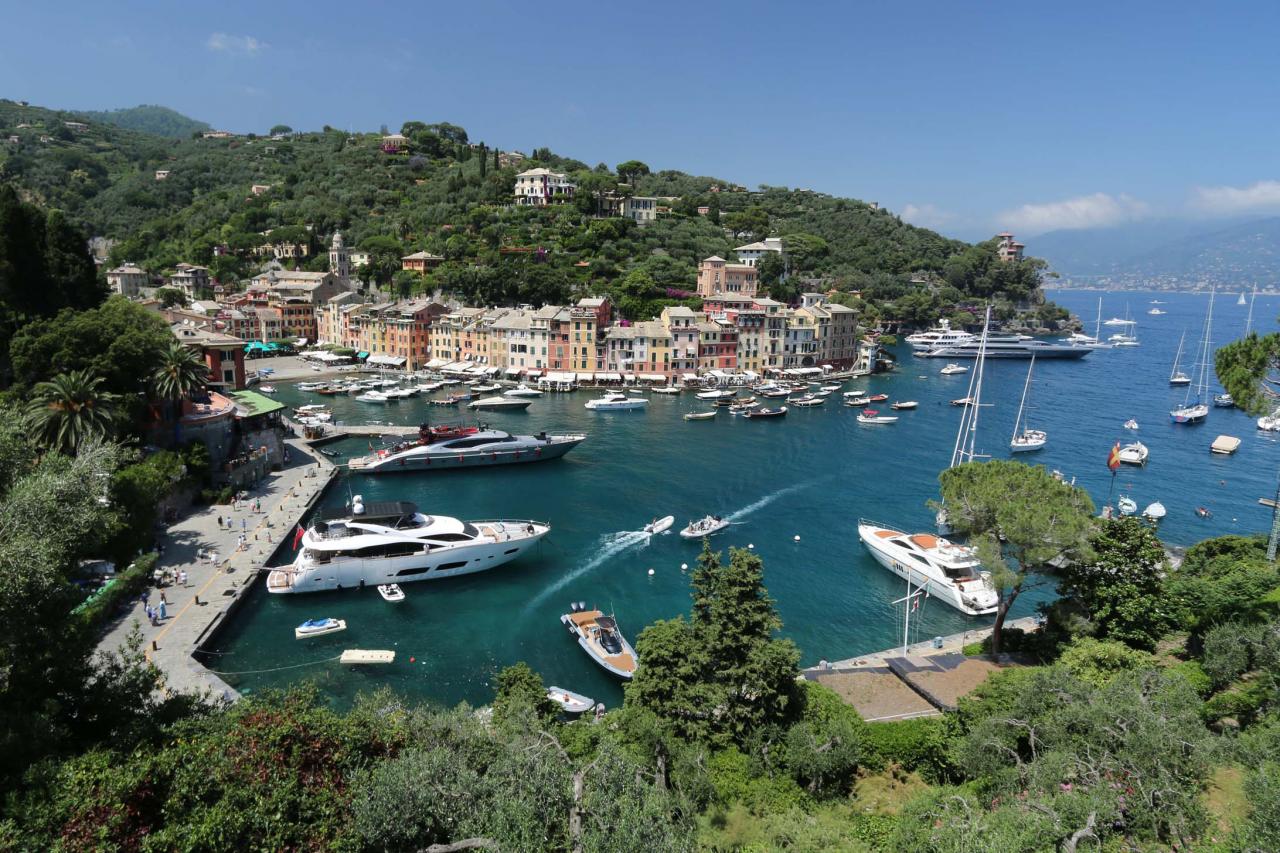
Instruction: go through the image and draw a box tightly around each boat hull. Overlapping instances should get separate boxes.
[268,524,548,594]
[857,525,997,617]
[919,344,1091,360]
[352,436,584,472]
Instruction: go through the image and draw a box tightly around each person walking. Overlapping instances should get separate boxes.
[217,515,224,530]
[158,599,167,620]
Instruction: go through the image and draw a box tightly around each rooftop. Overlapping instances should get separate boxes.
[228,390,286,419]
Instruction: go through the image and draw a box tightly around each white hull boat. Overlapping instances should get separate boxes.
[891,401,918,410]
[643,515,674,535]
[585,392,647,411]
[468,396,532,411]
[651,386,682,394]
[857,410,898,424]
[1142,502,1166,521]
[680,515,729,538]
[684,411,717,421]
[349,426,585,472]
[267,497,549,594]
[547,686,595,715]
[857,521,998,616]
[940,364,969,375]
[377,584,405,602]
[1118,441,1148,465]
[1010,357,1046,452]
[561,606,637,679]
[295,618,347,639]
[504,384,543,398]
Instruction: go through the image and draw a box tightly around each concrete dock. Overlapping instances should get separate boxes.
[94,436,339,701]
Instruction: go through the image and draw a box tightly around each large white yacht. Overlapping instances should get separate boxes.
[857,520,999,616]
[348,424,585,472]
[266,497,549,594]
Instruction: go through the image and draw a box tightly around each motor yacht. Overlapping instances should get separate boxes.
[267,497,549,594]
[504,383,543,398]
[856,521,998,616]
[348,424,585,472]
[940,363,969,375]
[468,396,532,412]
[585,391,647,411]
[920,339,1091,360]
[680,515,729,538]
[294,618,347,639]
[561,605,637,679]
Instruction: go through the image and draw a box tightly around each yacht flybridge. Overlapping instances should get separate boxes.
[266,497,549,594]
[856,521,998,616]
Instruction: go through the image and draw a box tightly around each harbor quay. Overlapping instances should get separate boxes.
[93,436,338,700]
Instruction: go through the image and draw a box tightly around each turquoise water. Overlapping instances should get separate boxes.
[205,289,1280,709]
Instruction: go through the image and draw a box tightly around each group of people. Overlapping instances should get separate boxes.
[140,589,172,626]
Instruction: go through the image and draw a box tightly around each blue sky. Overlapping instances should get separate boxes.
[4,0,1280,241]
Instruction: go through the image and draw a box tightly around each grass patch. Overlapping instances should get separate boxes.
[1203,764,1249,845]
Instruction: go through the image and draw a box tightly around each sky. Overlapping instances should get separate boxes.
[4,0,1280,242]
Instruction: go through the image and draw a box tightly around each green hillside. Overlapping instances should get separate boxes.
[74,104,210,138]
[0,100,1058,325]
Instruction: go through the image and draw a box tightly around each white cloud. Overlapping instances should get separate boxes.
[996,192,1150,234]
[207,32,268,54]
[899,203,955,230]
[1191,180,1280,216]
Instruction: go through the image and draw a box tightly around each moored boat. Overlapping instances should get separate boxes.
[294,618,347,639]
[890,401,918,410]
[1118,441,1149,465]
[856,520,998,616]
[561,605,637,679]
[857,409,898,424]
[504,383,543,398]
[585,391,647,411]
[348,423,585,472]
[684,411,717,421]
[468,396,532,411]
[546,686,596,715]
[791,395,825,407]
[940,363,969,375]
[743,406,787,419]
[377,584,405,602]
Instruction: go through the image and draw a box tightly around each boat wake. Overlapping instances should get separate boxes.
[726,481,815,523]
[529,529,652,606]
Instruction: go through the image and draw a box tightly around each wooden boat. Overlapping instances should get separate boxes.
[890,401,918,410]
[791,396,825,407]
[377,584,405,602]
[680,515,729,538]
[561,606,637,679]
[844,397,871,407]
[643,515,674,535]
[712,398,736,408]
[743,406,787,419]
[684,411,717,421]
[294,618,346,639]
[867,394,888,403]
[546,686,595,715]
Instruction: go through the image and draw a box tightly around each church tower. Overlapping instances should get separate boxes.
[329,231,350,281]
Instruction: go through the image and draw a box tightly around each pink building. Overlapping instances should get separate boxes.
[696,256,759,298]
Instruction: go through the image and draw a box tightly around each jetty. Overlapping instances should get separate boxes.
[93,435,340,701]
[802,616,1040,722]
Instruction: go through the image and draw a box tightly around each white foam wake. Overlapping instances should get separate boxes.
[725,481,813,522]
[529,529,651,607]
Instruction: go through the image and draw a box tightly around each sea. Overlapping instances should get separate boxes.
[202,289,1280,710]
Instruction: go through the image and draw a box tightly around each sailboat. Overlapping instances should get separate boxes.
[1067,296,1112,348]
[1169,330,1191,386]
[1170,290,1215,425]
[1010,356,1046,452]
[1238,291,1248,306]
[937,306,992,532]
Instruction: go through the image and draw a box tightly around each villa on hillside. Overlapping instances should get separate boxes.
[515,168,576,206]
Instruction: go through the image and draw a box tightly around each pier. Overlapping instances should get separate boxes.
[802,616,1040,722]
[94,436,339,701]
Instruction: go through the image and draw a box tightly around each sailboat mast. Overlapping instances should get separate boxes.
[1200,290,1215,398]
[1170,331,1185,382]
[965,307,992,462]
[1094,296,1102,341]
[1012,356,1034,440]
[1246,286,1257,335]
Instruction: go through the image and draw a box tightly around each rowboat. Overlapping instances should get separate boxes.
[547,686,595,715]
[684,411,717,421]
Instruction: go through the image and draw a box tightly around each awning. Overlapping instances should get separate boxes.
[484,366,500,375]
[505,367,522,375]
[466,365,488,375]
[425,358,447,369]
[356,351,370,359]
[367,354,406,367]
[578,372,594,381]
[639,373,665,382]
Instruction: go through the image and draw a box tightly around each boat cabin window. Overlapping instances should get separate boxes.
[598,630,622,655]
[425,532,474,543]
[341,543,423,558]
[907,553,932,566]
[942,564,977,580]
[441,435,517,449]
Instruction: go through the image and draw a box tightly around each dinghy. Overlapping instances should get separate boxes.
[377,584,405,603]
[680,515,729,538]
[643,516,674,535]
[684,411,717,421]
[546,686,595,715]
[890,401,918,410]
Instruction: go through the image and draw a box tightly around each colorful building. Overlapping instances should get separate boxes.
[696,256,759,298]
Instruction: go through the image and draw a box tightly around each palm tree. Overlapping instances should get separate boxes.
[25,369,119,455]
[151,340,210,404]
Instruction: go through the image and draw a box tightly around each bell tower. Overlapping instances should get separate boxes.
[329,231,350,281]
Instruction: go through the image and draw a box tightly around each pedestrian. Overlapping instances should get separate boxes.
[211,550,219,566]
[160,591,168,605]
[181,569,189,587]
[139,591,149,608]
[158,599,167,620]
[217,515,223,530]
[146,605,156,626]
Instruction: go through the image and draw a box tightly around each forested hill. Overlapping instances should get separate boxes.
[73,104,210,139]
[0,99,1057,325]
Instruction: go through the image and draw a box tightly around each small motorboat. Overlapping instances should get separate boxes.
[318,448,339,458]
[468,396,532,411]
[259,385,277,394]
[504,383,543,398]
[951,397,975,407]
[684,411,717,421]
[355,391,389,403]
[1124,419,1139,430]
[626,388,646,395]
[1148,308,1167,315]
[377,584,405,602]
[844,396,871,407]
[1118,441,1148,465]
[712,398,736,407]
[561,605,638,679]
[867,394,888,403]
[585,392,647,411]
[546,686,595,715]
[842,389,867,398]
[820,384,841,392]
[446,392,472,405]
[730,401,760,413]
[857,409,899,424]
[762,388,791,398]
[743,406,787,419]
[297,382,326,391]
[644,515,674,535]
[696,389,731,400]
[1195,506,1213,519]
[680,515,730,538]
[1117,496,1138,516]
[891,401,918,410]
[294,618,347,639]
[651,385,682,394]
[471,383,502,393]
[1142,501,1167,521]
[940,364,969,375]
[1214,393,1235,408]
[791,396,825,407]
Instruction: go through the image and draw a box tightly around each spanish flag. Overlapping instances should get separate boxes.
[1107,441,1121,472]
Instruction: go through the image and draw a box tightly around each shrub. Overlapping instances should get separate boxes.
[707,747,808,815]
[1057,637,1156,688]
[861,717,953,781]
[1169,659,1213,697]
[1202,621,1261,689]
[74,553,158,629]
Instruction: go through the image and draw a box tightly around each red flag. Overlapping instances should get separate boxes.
[292,524,306,549]
[1107,442,1121,472]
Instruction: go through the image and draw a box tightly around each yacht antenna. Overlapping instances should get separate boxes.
[892,573,928,656]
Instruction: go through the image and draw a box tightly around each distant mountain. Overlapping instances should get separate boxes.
[1030,217,1280,286]
[74,105,209,139]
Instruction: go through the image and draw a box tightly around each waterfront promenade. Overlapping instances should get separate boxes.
[95,436,337,699]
